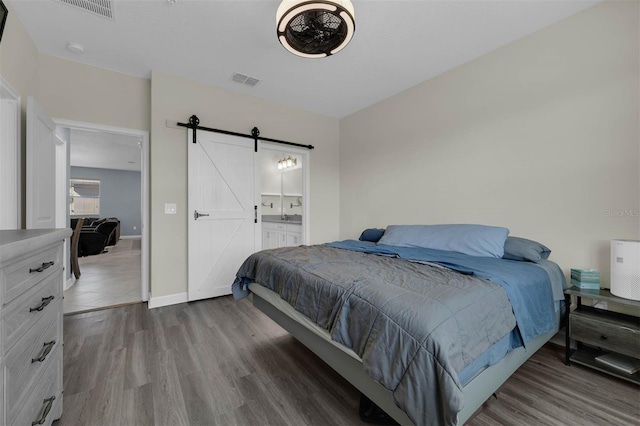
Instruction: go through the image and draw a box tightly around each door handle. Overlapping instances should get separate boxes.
[194,210,210,221]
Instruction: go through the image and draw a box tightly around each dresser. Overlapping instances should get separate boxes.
[0,229,71,426]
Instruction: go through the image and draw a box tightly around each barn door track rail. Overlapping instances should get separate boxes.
[177,115,315,152]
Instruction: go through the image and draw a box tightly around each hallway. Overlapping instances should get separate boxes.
[64,236,141,314]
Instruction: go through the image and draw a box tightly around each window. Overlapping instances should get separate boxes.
[70,178,100,215]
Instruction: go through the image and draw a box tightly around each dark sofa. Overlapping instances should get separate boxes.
[71,218,120,256]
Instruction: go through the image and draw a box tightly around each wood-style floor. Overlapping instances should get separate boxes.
[64,237,141,314]
[56,296,640,426]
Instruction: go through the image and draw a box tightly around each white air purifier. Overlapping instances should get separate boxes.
[610,239,640,301]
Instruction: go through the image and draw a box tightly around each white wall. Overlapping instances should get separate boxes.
[0,1,39,105]
[0,13,151,225]
[37,55,151,132]
[0,0,41,226]
[1,3,317,305]
[3,0,637,304]
[339,1,639,284]
[150,71,340,299]
[0,7,340,304]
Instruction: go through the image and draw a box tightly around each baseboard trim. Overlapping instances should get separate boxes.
[148,292,188,309]
[64,276,77,292]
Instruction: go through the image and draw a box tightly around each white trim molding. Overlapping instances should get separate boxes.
[64,275,77,292]
[0,75,21,230]
[260,143,311,244]
[53,118,150,304]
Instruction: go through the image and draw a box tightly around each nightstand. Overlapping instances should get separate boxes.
[564,287,640,384]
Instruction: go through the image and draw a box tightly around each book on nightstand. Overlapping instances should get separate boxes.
[595,353,640,375]
[570,268,600,290]
[570,278,600,290]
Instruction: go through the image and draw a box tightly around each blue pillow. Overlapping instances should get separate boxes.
[502,236,551,263]
[377,224,510,258]
[359,228,385,243]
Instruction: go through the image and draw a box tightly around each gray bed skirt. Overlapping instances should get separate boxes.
[249,283,560,425]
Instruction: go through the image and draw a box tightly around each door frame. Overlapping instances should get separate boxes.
[26,97,57,229]
[260,143,311,244]
[54,132,69,283]
[0,75,21,229]
[54,119,150,303]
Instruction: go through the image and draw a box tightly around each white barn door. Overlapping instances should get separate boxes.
[188,129,260,301]
[26,97,57,229]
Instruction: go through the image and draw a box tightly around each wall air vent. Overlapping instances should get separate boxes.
[55,0,115,20]
[231,72,260,88]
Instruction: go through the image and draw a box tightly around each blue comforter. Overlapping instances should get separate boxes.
[326,240,563,344]
[232,241,565,425]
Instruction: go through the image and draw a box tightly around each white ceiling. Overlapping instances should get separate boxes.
[8,0,599,118]
[69,128,142,171]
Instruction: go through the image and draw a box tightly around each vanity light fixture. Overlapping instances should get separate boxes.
[277,156,297,170]
[276,0,355,58]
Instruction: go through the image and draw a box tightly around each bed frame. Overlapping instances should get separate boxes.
[250,283,561,425]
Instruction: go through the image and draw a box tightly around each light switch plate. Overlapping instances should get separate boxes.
[165,203,177,214]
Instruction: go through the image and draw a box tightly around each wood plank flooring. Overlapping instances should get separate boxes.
[56,296,640,426]
[64,237,141,314]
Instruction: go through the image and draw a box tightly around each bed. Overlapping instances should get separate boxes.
[232,225,568,425]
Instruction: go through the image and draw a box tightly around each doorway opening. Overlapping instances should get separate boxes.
[260,144,310,249]
[55,119,149,314]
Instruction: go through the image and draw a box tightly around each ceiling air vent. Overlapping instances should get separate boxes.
[55,0,115,20]
[231,72,260,88]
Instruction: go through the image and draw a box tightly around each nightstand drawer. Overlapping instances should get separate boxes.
[570,310,640,358]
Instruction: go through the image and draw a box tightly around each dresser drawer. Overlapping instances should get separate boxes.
[10,349,62,426]
[0,244,61,305]
[4,301,61,422]
[1,274,61,356]
[570,310,640,358]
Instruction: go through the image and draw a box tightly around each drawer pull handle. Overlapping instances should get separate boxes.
[32,396,55,426]
[32,340,56,363]
[29,261,55,273]
[600,335,608,340]
[29,296,55,313]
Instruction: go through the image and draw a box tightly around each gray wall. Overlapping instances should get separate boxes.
[70,166,141,236]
